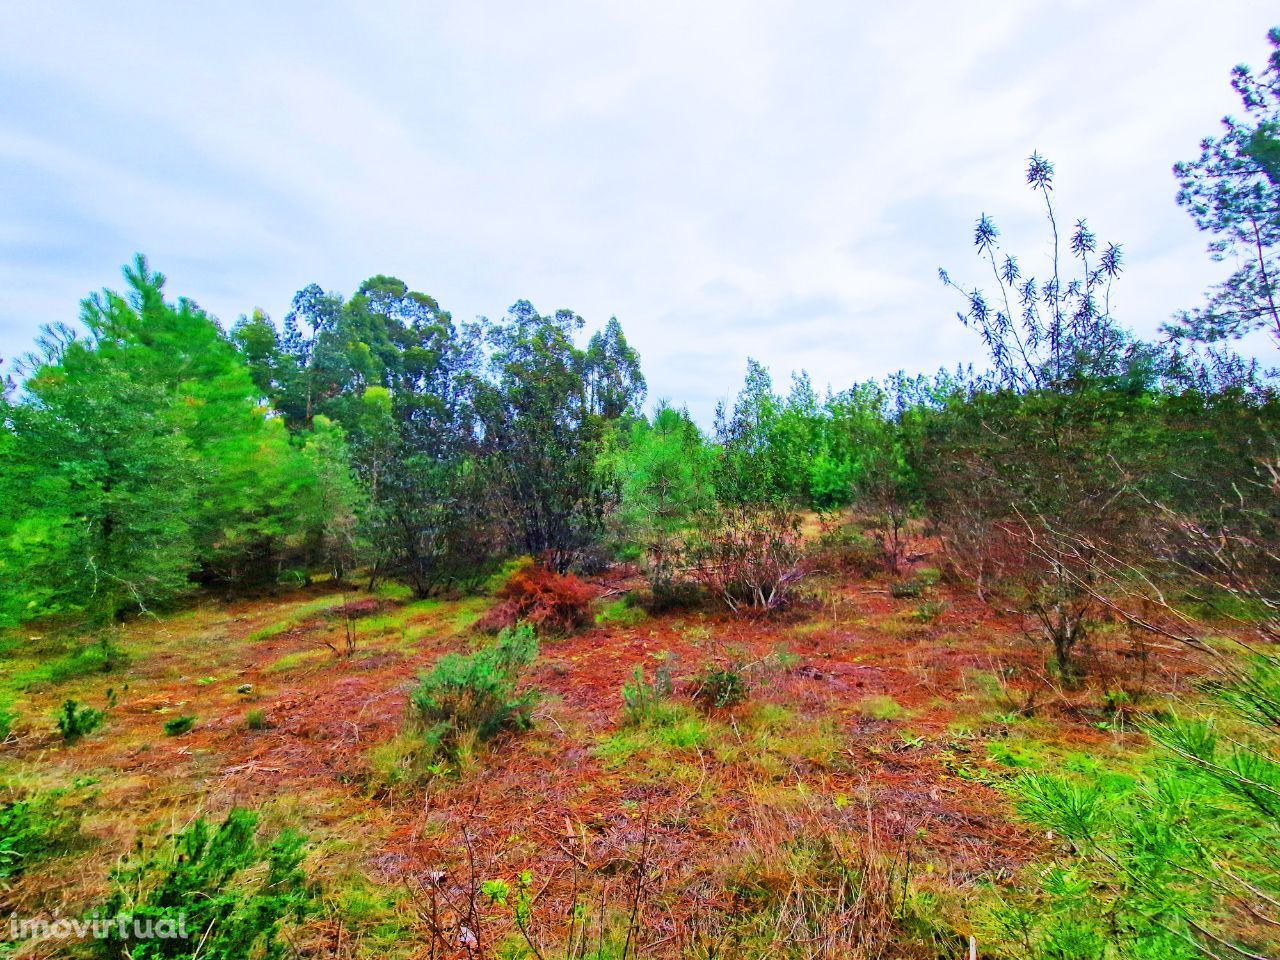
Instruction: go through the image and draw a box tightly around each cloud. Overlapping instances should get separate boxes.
[1,0,1277,419]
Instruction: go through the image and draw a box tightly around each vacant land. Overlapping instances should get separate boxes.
[0,548,1215,959]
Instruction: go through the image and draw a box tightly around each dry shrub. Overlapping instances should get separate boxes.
[812,518,883,578]
[689,505,811,614]
[672,803,924,960]
[475,559,594,635]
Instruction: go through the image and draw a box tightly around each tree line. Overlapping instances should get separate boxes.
[1,28,1277,682]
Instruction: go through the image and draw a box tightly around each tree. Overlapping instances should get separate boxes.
[602,404,716,590]
[713,359,784,505]
[0,357,197,626]
[584,317,647,420]
[477,301,608,572]
[1172,27,1280,346]
[81,259,315,587]
[1,256,321,621]
[939,154,1125,391]
[298,417,366,582]
[936,158,1140,678]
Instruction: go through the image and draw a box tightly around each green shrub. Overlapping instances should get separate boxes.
[595,597,647,628]
[889,578,925,599]
[1001,656,1280,959]
[621,657,675,725]
[92,808,313,959]
[814,524,882,576]
[163,714,197,736]
[0,788,86,880]
[56,698,104,742]
[408,624,539,762]
[643,577,704,613]
[692,664,748,710]
[912,599,947,623]
[245,709,267,731]
[0,695,15,740]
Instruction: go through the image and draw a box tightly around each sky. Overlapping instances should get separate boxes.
[2,1,1278,422]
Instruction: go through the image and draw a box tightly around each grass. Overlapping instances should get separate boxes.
[714,703,843,779]
[595,598,647,627]
[856,694,905,721]
[265,648,331,674]
[6,635,128,692]
[596,705,714,768]
[0,574,1241,960]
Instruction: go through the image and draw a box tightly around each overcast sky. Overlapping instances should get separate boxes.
[2,1,1277,420]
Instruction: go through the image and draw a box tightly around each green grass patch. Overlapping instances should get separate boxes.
[596,706,714,769]
[265,648,330,674]
[596,598,647,628]
[8,635,128,691]
[856,694,905,721]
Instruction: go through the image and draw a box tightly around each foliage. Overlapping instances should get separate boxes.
[297,416,366,581]
[0,787,86,880]
[692,664,748,710]
[939,154,1127,392]
[812,521,883,577]
[163,714,197,737]
[931,159,1167,676]
[475,559,594,636]
[1171,27,1280,346]
[584,316,647,419]
[56,698,104,742]
[0,257,324,626]
[1007,697,1280,958]
[407,624,540,762]
[92,807,313,959]
[476,301,613,572]
[601,403,716,591]
[688,504,809,614]
[621,657,676,726]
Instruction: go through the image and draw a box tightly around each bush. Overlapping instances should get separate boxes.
[92,807,313,959]
[408,624,540,763]
[642,577,705,614]
[889,578,924,599]
[693,664,748,710]
[474,560,594,636]
[56,698,104,742]
[595,597,647,627]
[245,709,267,731]
[1000,655,1280,958]
[0,695,15,740]
[688,505,810,614]
[621,657,676,725]
[163,714,197,736]
[0,788,86,880]
[813,522,883,577]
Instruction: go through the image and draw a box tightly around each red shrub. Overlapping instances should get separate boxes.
[475,560,594,635]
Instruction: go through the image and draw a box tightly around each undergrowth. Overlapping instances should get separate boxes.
[91,807,314,959]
